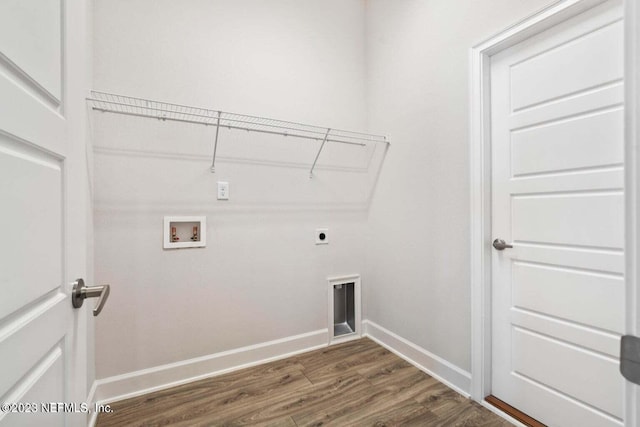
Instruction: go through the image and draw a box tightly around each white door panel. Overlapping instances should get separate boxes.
[513,261,624,333]
[0,296,67,399]
[512,193,624,248]
[490,1,625,425]
[0,77,66,156]
[513,328,622,418]
[509,168,623,195]
[512,309,620,358]
[510,19,623,111]
[508,241,624,274]
[0,113,71,425]
[0,0,62,102]
[502,375,621,427]
[0,1,89,426]
[510,82,623,130]
[1,347,65,427]
[0,143,62,319]
[511,108,623,176]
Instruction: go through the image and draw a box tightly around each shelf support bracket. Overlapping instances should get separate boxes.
[309,128,331,178]
[210,111,222,173]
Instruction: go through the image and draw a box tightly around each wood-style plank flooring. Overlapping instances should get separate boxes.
[96,338,511,426]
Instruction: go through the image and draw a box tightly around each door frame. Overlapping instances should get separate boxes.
[469,0,639,425]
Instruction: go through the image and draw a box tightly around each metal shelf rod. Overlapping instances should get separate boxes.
[210,111,221,173]
[310,129,331,178]
[89,91,387,140]
[93,102,380,143]
[88,91,389,176]
[91,107,367,146]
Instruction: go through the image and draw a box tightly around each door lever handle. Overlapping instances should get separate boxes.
[492,238,513,251]
[71,278,110,317]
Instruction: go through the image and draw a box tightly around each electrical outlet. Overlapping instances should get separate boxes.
[217,181,229,200]
[315,228,329,245]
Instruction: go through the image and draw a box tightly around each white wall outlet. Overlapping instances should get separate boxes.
[217,181,229,200]
[316,228,329,245]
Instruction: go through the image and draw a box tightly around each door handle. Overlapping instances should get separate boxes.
[492,238,513,251]
[621,335,640,385]
[71,278,110,317]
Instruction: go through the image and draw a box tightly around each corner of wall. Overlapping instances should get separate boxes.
[363,320,471,396]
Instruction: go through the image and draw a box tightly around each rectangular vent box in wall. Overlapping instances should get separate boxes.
[328,275,361,345]
[163,216,206,249]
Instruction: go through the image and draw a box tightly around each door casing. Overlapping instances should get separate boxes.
[469,0,639,425]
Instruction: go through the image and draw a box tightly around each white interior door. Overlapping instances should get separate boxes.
[490,1,625,426]
[0,1,91,426]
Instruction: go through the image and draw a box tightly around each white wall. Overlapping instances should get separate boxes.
[364,0,556,372]
[92,0,380,379]
[92,0,566,391]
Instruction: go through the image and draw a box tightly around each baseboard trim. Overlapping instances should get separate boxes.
[363,320,471,396]
[87,381,98,427]
[479,399,530,427]
[91,329,328,408]
[90,323,471,423]
[486,395,545,427]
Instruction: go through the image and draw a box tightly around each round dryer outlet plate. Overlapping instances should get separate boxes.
[315,228,329,245]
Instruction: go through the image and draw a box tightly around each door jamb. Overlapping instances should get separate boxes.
[468,1,637,425]
[624,0,639,425]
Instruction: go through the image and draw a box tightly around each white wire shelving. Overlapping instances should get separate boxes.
[87,91,389,176]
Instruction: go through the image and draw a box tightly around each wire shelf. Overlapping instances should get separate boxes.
[87,91,388,175]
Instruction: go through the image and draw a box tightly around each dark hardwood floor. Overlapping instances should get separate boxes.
[96,338,511,426]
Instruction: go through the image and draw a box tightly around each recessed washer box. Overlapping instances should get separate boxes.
[163,216,206,249]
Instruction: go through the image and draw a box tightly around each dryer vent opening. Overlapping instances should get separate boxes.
[328,275,361,344]
[333,282,355,337]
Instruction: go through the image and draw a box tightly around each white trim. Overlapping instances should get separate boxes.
[362,320,471,396]
[625,0,640,425]
[469,32,492,400]
[87,381,98,427]
[327,274,362,345]
[91,329,328,406]
[471,0,607,56]
[478,400,530,427]
[469,0,622,408]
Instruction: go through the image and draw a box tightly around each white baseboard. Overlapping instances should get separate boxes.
[87,381,98,427]
[363,320,471,397]
[479,400,528,427]
[90,329,328,409]
[88,323,471,426]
